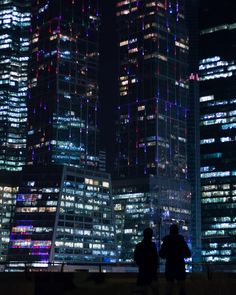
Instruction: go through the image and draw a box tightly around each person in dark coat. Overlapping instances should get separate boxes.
[134,227,158,292]
[159,224,191,295]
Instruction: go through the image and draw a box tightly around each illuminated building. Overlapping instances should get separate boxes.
[0,1,30,171]
[27,0,100,169]
[7,1,116,265]
[7,166,116,265]
[199,1,236,267]
[0,172,19,262]
[113,176,191,261]
[0,0,30,262]
[113,0,191,261]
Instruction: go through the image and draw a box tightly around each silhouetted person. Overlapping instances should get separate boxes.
[134,228,158,294]
[159,224,191,295]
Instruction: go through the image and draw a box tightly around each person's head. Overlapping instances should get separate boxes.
[169,224,179,235]
[143,227,153,241]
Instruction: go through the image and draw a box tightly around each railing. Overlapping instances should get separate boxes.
[1,261,236,278]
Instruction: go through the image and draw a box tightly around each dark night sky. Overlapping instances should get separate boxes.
[199,0,236,29]
[99,0,118,173]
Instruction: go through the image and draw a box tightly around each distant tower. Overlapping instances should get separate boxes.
[113,0,191,261]
[0,0,30,171]
[199,0,236,268]
[186,0,202,266]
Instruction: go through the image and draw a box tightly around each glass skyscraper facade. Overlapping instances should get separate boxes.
[186,0,201,265]
[199,0,236,266]
[0,0,30,262]
[0,1,30,171]
[7,0,117,265]
[7,166,116,265]
[113,0,191,261]
[27,0,100,169]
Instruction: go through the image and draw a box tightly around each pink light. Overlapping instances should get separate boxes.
[189,73,195,80]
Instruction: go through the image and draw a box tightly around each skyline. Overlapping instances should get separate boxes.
[0,0,235,268]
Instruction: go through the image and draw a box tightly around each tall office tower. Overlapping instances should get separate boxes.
[0,1,30,171]
[199,0,236,268]
[113,0,191,261]
[0,1,30,262]
[7,1,116,265]
[27,0,100,169]
[186,0,201,265]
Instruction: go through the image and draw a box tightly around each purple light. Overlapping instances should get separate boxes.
[31,252,48,256]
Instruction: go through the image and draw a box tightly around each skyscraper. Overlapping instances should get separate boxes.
[7,0,116,265]
[199,0,236,267]
[27,0,100,169]
[113,0,191,261]
[0,0,30,262]
[0,1,30,171]
[186,0,201,265]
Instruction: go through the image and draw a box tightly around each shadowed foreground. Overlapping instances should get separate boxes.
[0,272,235,295]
